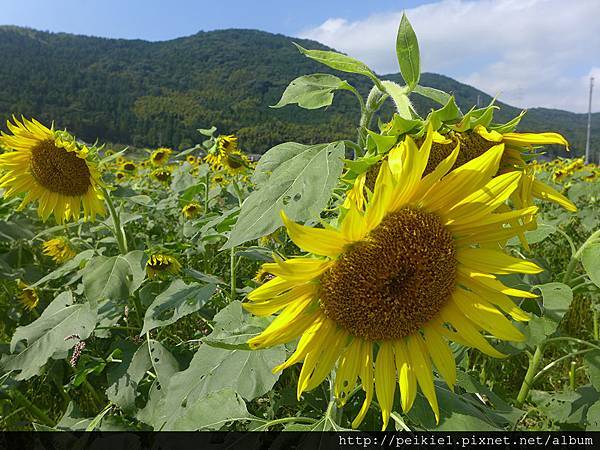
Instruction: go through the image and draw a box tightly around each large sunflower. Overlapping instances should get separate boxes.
[0,117,105,223]
[150,147,172,166]
[245,132,541,429]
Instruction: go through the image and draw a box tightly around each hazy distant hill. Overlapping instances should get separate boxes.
[0,26,597,156]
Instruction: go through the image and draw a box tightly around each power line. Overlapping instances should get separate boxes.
[585,76,594,164]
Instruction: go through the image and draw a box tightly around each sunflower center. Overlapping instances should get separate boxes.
[30,140,91,196]
[226,155,243,169]
[421,131,495,176]
[319,207,457,341]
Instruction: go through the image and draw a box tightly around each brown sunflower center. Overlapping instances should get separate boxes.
[421,131,496,176]
[226,155,243,169]
[319,207,457,341]
[30,139,91,196]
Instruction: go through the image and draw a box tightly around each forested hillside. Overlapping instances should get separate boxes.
[0,26,597,156]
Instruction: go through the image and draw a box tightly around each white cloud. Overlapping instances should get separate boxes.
[299,0,600,112]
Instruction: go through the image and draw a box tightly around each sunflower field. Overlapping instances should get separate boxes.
[0,15,599,433]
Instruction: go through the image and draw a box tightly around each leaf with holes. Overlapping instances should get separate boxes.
[157,302,284,429]
[106,341,151,413]
[0,292,96,380]
[225,141,344,248]
[140,279,216,335]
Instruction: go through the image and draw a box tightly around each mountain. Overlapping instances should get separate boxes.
[0,25,597,157]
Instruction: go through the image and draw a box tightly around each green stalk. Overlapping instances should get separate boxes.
[10,389,55,427]
[516,344,544,406]
[102,187,128,255]
[230,247,237,301]
[569,361,576,390]
[232,178,244,207]
[594,310,599,341]
[516,229,600,405]
[204,172,210,214]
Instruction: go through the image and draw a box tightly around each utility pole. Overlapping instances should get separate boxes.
[585,77,594,164]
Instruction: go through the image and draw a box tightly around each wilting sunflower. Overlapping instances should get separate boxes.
[245,132,542,429]
[150,147,172,166]
[146,254,181,279]
[182,202,202,219]
[42,237,76,263]
[0,117,105,224]
[151,167,172,183]
[18,280,39,311]
[204,134,238,170]
[222,150,251,176]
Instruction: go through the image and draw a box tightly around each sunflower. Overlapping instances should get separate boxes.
[42,237,76,263]
[151,167,172,183]
[211,173,228,187]
[121,160,136,172]
[182,202,202,219]
[0,117,105,224]
[146,254,181,279]
[204,134,238,170]
[150,147,172,166]
[18,280,39,311]
[186,155,198,166]
[222,150,251,176]
[115,171,127,181]
[245,131,542,430]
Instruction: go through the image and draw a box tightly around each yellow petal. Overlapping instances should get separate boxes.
[393,338,417,412]
[458,248,543,275]
[335,338,362,405]
[531,179,577,212]
[423,326,456,390]
[451,289,525,341]
[407,334,439,423]
[352,341,374,429]
[262,258,332,282]
[374,341,396,430]
[281,211,349,257]
[243,284,315,316]
[502,131,569,149]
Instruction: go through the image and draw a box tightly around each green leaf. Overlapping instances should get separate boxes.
[272,74,349,110]
[396,13,420,89]
[587,401,600,430]
[413,85,452,106]
[167,388,253,431]
[225,142,344,248]
[252,142,310,186]
[537,282,573,323]
[294,43,381,87]
[581,242,600,288]
[508,223,557,246]
[531,385,600,426]
[366,130,398,155]
[29,250,95,288]
[83,251,147,307]
[140,279,216,335]
[0,292,97,380]
[585,350,600,391]
[426,96,462,131]
[106,341,151,413]
[381,80,413,119]
[158,302,284,429]
[136,340,179,428]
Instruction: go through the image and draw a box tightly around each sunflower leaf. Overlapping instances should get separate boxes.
[396,13,420,90]
[140,279,216,335]
[82,251,147,308]
[0,292,96,380]
[272,74,351,110]
[224,141,344,248]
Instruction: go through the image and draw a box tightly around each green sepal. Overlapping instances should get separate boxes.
[383,114,422,136]
[490,110,527,134]
[366,129,398,154]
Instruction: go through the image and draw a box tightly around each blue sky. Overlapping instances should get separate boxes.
[1,0,428,41]
[1,0,598,112]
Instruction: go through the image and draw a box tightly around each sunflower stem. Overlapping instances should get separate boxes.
[230,246,237,301]
[594,310,599,341]
[516,344,544,406]
[102,187,128,255]
[9,388,55,427]
[204,172,210,214]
